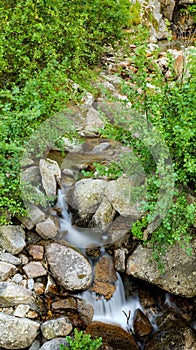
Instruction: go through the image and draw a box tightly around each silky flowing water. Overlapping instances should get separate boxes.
[55,188,147,332]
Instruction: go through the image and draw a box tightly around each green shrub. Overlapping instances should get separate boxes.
[60,329,102,350]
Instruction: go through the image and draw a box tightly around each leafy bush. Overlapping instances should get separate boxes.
[0,0,131,223]
[0,0,131,88]
[60,329,102,350]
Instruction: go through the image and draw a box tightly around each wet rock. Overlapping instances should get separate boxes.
[70,178,107,216]
[144,312,196,350]
[93,197,116,229]
[82,107,104,136]
[0,282,35,307]
[133,309,153,338]
[39,158,61,196]
[36,217,59,239]
[28,244,44,260]
[41,316,72,340]
[23,262,47,279]
[0,262,17,281]
[86,321,139,350]
[105,176,145,218]
[126,240,196,297]
[0,225,26,254]
[46,243,92,290]
[39,338,69,350]
[91,255,117,300]
[0,312,40,349]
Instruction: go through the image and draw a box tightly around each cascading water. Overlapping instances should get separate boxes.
[55,188,144,331]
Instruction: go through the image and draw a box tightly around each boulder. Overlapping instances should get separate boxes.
[0,262,17,281]
[41,317,72,340]
[45,243,93,290]
[86,321,139,350]
[0,282,35,307]
[126,240,196,297]
[36,217,59,239]
[93,197,116,229]
[133,309,153,339]
[104,176,145,218]
[39,158,61,197]
[69,178,107,217]
[0,312,40,349]
[144,312,196,350]
[0,225,26,254]
[39,338,69,350]
[91,255,117,300]
[82,107,104,136]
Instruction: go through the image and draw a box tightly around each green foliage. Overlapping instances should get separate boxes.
[98,38,195,256]
[60,329,102,350]
[0,0,131,223]
[0,0,131,88]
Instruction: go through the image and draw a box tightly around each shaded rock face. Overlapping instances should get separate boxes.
[86,321,139,350]
[91,255,117,300]
[45,243,93,290]
[0,312,39,349]
[144,312,196,350]
[133,309,153,339]
[0,282,35,307]
[126,240,196,297]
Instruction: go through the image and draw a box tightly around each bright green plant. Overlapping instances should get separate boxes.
[60,329,102,350]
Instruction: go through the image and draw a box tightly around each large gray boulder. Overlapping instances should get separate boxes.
[45,243,93,290]
[0,312,40,349]
[0,225,26,254]
[41,317,72,340]
[126,239,196,297]
[0,282,35,307]
[69,178,107,217]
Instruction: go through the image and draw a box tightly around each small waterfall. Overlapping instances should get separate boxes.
[56,188,144,330]
[80,274,143,331]
[56,189,102,248]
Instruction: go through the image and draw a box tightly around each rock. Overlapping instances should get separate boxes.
[86,321,139,350]
[0,282,35,307]
[45,243,92,290]
[12,273,23,284]
[70,178,107,216]
[28,244,44,260]
[0,312,40,349]
[13,304,30,318]
[39,158,61,196]
[20,166,41,186]
[0,262,17,281]
[133,309,153,338]
[51,296,94,326]
[29,339,41,350]
[81,91,95,108]
[19,205,46,230]
[114,248,127,273]
[0,252,21,265]
[41,316,72,340]
[160,0,175,21]
[0,225,26,254]
[39,338,69,350]
[105,176,145,218]
[126,240,196,297]
[93,197,116,229]
[91,255,117,299]
[33,282,45,294]
[144,312,196,350]
[36,217,59,239]
[82,107,104,136]
[23,262,47,279]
